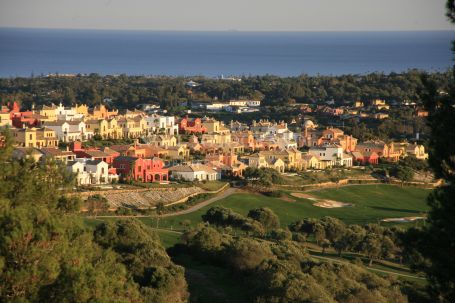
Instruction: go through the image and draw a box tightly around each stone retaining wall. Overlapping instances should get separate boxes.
[77,182,230,210]
[99,187,204,209]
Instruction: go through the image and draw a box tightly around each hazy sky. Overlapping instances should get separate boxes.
[0,0,452,31]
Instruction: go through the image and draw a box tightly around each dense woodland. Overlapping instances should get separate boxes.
[172,206,419,303]
[0,132,188,302]
[0,70,452,110]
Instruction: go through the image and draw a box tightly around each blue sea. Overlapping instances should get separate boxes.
[0,28,453,77]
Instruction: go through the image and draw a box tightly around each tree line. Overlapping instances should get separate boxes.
[0,70,451,110]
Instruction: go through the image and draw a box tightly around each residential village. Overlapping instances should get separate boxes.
[0,100,429,187]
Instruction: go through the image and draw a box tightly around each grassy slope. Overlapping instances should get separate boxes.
[149,184,430,229]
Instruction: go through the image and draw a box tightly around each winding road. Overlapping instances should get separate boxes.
[161,188,239,217]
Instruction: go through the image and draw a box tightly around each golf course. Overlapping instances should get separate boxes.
[148,184,431,230]
[85,184,431,248]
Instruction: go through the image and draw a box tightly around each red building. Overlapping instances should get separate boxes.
[113,156,168,182]
[179,117,207,134]
[70,141,118,164]
[1,101,20,117]
[1,102,39,128]
[351,151,379,165]
[11,111,40,128]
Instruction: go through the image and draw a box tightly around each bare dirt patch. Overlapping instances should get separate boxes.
[279,196,296,202]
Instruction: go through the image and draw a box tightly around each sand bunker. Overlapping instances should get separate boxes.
[313,200,353,208]
[291,192,352,208]
[381,217,425,223]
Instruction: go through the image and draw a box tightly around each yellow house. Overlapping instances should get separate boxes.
[12,127,58,148]
[203,118,230,135]
[91,104,118,119]
[201,133,232,145]
[285,148,305,170]
[124,109,146,118]
[221,142,244,154]
[354,101,364,108]
[268,158,285,173]
[166,145,190,160]
[245,153,269,169]
[74,104,89,116]
[302,154,320,169]
[118,116,147,138]
[373,113,389,119]
[85,119,110,138]
[244,153,285,173]
[0,112,12,127]
[107,118,123,139]
[38,104,58,122]
[406,143,429,160]
[259,148,305,171]
[371,99,390,111]
[147,135,177,148]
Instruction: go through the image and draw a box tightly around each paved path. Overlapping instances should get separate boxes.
[161,188,239,217]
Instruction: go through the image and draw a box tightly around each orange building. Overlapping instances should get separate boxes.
[179,117,207,133]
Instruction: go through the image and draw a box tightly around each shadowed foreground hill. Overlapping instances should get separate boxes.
[0,131,188,302]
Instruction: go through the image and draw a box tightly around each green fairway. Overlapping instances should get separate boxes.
[155,230,182,248]
[153,184,430,229]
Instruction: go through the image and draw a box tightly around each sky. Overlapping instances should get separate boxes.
[0,0,453,31]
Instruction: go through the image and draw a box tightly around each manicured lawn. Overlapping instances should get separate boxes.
[153,230,181,248]
[309,184,430,224]
[154,184,430,229]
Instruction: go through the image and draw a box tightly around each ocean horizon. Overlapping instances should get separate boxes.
[0,28,453,77]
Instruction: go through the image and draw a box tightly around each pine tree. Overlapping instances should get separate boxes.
[404,4,455,300]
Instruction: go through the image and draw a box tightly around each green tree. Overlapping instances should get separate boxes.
[93,220,189,302]
[402,4,455,301]
[247,207,280,230]
[227,238,273,271]
[360,233,383,266]
[394,165,414,185]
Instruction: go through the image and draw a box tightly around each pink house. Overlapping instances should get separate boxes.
[113,156,168,182]
[351,151,379,165]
